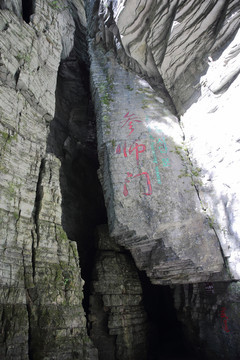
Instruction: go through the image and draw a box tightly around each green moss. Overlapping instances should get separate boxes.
[208,215,215,229]
[99,84,106,94]
[107,75,114,90]
[0,131,18,143]
[191,167,202,177]
[0,131,9,140]
[13,211,19,220]
[0,163,7,173]
[7,182,16,199]
[98,80,113,106]
[64,278,70,286]
[55,267,63,283]
[178,171,190,179]
[56,225,67,239]
[191,177,203,187]
[49,0,60,9]
[141,99,151,109]
[15,52,31,65]
[103,114,111,132]
[125,85,134,91]
[102,93,113,106]
[174,145,184,156]
[70,243,79,258]
[111,139,116,148]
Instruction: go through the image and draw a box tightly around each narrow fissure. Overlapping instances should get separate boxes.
[22,247,34,360]
[22,0,35,23]
[47,45,107,326]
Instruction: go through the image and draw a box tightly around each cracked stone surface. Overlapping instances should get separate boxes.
[0,1,97,359]
[89,43,225,285]
[89,225,148,360]
[85,1,240,358]
[86,0,240,284]
[1,0,240,359]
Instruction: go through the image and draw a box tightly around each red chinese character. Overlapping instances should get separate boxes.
[121,112,142,136]
[123,172,152,196]
[116,144,121,154]
[116,142,146,165]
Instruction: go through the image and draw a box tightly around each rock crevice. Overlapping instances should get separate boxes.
[1,0,240,359]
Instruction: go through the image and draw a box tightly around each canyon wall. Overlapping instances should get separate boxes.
[0,1,97,358]
[0,0,240,359]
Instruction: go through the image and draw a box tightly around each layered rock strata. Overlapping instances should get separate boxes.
[85,1,240,358]
[88,42,225,285]
[1,0,240,359]
[0,1,97,358]
[86,0,240,284]
[89,225,148,360]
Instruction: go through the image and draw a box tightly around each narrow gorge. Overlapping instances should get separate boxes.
[0,0,240,359]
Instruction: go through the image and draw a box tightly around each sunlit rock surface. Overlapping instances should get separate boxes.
[86,0,240,282]
[181,28,240,280]
[89,43,225,285]
[85,1,240,358]
[109,0,240,111]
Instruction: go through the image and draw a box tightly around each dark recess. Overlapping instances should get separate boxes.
[47,53,108,320]
[45,4,108,340]
[22,0,34,23]
[139,271,199,360]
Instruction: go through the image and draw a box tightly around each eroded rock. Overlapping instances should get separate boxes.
[89,225,148,360]
[0,1,97,358]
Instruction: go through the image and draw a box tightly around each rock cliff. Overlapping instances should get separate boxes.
[0,0,240,359]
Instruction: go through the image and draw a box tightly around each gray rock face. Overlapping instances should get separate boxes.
[85,1,240,358]
[89,225,148,360]
[0,1,97,359]
[86,0,240,283]
[0,0,22,19]
[109,0,240,112]
[88,26,225,285]
[1,0,240,359]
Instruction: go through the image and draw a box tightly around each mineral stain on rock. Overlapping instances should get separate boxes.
[0,0,240,359]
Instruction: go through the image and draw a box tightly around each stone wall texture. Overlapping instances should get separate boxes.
[86,0,240,358]
[0,0,240,359]
[0,1,97,359]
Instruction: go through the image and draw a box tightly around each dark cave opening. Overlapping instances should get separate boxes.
[47,53,108,321]
[138,271,198,360]
[45,8,110,343]
[22,0,34,23]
